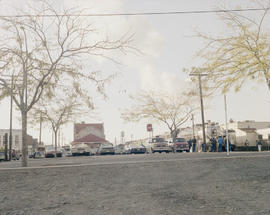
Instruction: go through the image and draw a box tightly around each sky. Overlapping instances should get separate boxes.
[0,0,270,145]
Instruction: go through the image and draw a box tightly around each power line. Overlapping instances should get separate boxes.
[0,8,269,18]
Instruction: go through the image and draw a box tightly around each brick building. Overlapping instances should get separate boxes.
[72,122,109,152]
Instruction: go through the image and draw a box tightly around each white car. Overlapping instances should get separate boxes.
[71,143,91,156]
[97,144,115,155]
[61,146,72,157]
[150,136,173,153]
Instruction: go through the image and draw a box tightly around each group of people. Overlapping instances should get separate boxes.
[187,136,264,152]
[187,137,197,152]
[187,136,232,153]
[209,136,231,152]
[187,137,206,152]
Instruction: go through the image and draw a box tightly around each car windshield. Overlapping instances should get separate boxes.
[152,137,166,142]
[175,138,186,142]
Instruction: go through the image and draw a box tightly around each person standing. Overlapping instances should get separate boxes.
[257,139,262,152]
[210,137,217,152]
[188,138,193,153]
[192,136,197,152]
[217,136,224,152]
[244,139,249,151]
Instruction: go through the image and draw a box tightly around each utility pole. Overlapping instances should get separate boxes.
[191,114,195,138]
[4,133,8,161]
[9,74,14,161]
[58,126,61,148]
[190,71,207,152]
[224,95,230,156]
[39,113,42,146]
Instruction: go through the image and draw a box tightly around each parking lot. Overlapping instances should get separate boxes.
[1,152,270,215]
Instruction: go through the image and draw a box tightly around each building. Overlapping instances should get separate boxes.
[220,120,270,146]
[0,129,40,154]
[72,122,109,151]
[153,120,270,147]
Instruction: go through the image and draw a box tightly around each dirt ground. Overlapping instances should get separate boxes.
[1,153,270,215]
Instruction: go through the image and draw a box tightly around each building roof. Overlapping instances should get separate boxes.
[73,133,108,144]
[74,123,104,134]
[73,122,108,144]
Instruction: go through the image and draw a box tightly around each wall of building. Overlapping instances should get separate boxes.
[0,129,22,150]
[0,129,38,153]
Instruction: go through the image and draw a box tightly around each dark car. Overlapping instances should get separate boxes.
[172,138,190,152]
[45,146,62,158]
[130,145,146,154]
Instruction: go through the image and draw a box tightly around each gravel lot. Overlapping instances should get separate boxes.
[1,152,270,215]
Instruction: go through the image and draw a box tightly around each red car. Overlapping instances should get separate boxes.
[173,138,190,152]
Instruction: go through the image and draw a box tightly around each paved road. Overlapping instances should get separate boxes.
[1,152,270,215]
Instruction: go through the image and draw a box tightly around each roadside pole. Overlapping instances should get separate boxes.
[191,114,195,138]
[4,133,8,161]
[224,95,229,156]
[39,113,42,146]
[9,74,14,161]
[189,72,207,152]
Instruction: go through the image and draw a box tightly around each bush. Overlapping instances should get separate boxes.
[234,146,270,151]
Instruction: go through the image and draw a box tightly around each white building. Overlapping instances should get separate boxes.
[0,129,39,153]
[166,120,270,147]
[0,129,22,151]
[221,120,270,146]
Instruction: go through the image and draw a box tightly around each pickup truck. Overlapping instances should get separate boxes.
[150,136,172,153]
[172,138,190,152]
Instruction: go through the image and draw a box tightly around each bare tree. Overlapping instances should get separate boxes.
[194,6,270,94]
[122,90,194,141]
[29,84,91,157]
[0,1,133,166]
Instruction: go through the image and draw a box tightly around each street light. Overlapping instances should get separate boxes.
[189,71,208,152]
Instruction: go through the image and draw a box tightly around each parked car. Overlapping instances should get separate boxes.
[97,143,115,155]
[0,151,5,161]
[29,152,35,158]
[34,151,45,159]
[61,145,72,157]
[172,138,190,152]
[124,145,132,154]
[115,144,126,155]
[130,145,146,154]
[32,146,45,159]
[45,146,62,158]
[11,149,20,160]
[71,143,91,156]
[150,136,173,153]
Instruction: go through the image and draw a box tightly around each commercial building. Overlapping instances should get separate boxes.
[72,122,109,152]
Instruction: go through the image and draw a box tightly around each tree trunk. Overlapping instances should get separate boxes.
[54,130,58,158]
[21,110,28,167]
[171,128,179,142]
